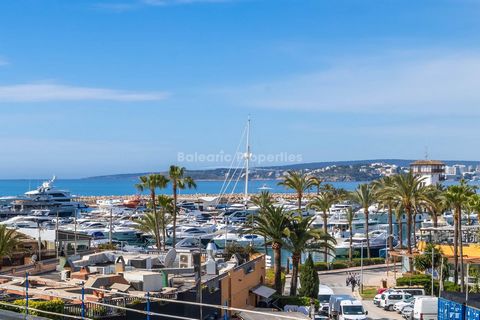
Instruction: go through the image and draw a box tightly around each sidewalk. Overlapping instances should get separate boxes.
[317,262,401,275]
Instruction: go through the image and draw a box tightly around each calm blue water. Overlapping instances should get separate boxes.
[0,178,476,197]
[0,179,367,197]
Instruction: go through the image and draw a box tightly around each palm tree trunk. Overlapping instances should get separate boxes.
[364,208,370,258]
[388,204,393,251]
[453,208,459,286]
[264,234,268,255]
[433,212,438,228]
[349,221,353,263]
[151,190,160,250]
[459,206,465,291]
[413,212,417,248]
[162,218,167,251]
[323,211,328,262]
[397,215,403,249]
[172,183,178,247]
[406,206,413,271]
[290,253,300,296]
[298,192,302,213]
[273,243,282,294]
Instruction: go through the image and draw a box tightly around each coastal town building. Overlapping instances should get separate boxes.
[410,160,446,186]
[0,248,268,320]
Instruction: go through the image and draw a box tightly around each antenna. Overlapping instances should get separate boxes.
[244,116,251,208]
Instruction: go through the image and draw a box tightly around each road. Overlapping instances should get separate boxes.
[318,267,404,320]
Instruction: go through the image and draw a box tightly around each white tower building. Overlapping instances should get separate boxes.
[410,160,445,186]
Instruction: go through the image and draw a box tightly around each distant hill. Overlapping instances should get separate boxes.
[83,159,480,181]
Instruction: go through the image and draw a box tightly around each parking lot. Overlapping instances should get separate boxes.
[318,268,404,320]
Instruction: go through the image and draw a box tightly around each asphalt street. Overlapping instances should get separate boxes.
[318,267,404,320]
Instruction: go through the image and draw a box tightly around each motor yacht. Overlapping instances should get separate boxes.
[0,177,87,218]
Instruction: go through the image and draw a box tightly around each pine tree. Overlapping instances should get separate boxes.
[299,254,319,298]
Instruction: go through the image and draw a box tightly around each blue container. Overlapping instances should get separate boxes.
[466,306,480,320]
[439,298,465,320]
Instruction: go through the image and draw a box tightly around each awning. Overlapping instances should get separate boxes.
[251,285,276,299]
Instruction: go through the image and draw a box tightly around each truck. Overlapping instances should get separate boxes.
[318,285,335,315]
[328,295,368,320]
[412,297,438,320]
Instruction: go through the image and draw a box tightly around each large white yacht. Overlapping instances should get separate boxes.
[0,177,87,218]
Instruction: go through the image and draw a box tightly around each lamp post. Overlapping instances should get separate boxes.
[431,246,434,297]
[360,239,364,293]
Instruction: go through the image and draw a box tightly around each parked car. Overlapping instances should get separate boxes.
[380,292,412,311]
[394,297,415,313]
[394,296,428,313]
[402,305,414,319]
[373,288,398,306]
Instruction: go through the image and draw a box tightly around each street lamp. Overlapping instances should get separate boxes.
[360,238,365,293]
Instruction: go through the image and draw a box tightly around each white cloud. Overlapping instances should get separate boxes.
[0,82,169,102]
[217,51,480,115]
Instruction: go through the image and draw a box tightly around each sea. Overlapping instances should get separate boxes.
[0,179,367,197]
[0,178,477,197]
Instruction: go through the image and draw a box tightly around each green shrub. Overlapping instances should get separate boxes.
[265,269,285,289]
[276,296,320,309]
[314,262,329,271]
[299,254,319,298]
[396,274,439,296]
[331,261,349,269]
[6,299,65,320]
[443,281,461,292]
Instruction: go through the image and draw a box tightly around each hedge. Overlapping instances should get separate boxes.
[265,269,286,289]
[0,299,65,320]
[276,295,320,310]
[396,274,439,296]
[299,258,385,272]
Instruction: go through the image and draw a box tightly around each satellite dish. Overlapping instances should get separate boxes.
[164,248,177,268]
[31,254,38,263]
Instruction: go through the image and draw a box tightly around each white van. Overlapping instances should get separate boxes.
[318,285,334,315]
[413,297,438,320]
[380,292,412,311]
[338,300,368,320]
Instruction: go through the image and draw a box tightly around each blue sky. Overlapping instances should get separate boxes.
[1,0,480,178]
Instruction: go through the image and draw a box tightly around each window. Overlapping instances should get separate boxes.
[342,306,364,315]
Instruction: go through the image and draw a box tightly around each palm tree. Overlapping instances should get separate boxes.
[350,184,375,258]
[251,191,273,254]
[135,174,169,249]
[345,207,355,263]
[135,211,162,249]
[308,191,337,261]
[373,176,396,251]
[421,184,446,228]
[244,205,291,293]
[468,194,480,223]
[168,165,197,247]
[443,180,475,290]
[157,195,174,250]
[284,215,336,296]
[278,171,318,212]
[394,203,404,249]
[0,225,23,260]
[386,173,426,271]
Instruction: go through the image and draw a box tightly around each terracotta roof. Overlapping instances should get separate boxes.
[410,160,445,166]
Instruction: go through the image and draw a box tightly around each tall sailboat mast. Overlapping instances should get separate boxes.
[244,117,251,208]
